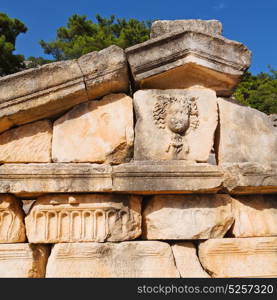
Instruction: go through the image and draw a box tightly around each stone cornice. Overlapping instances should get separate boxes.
[0,162,275,196]
[126,30,251,95]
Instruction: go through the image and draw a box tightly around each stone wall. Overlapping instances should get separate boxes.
[0,19,276,278]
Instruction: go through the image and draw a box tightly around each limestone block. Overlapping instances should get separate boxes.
[46,241,179,278]
[52,93,134,164]
[142,194,233,239]
[231,195,277,237]
[0,243,49,278]
[0,46,129,134]
[216,98,277,164]
[0,162,224,195]
[172,243,210,278]
[78,45,129,100]
[151,19,222,38]
[0,163,112,196]
[0,59,87,133]
[26,194,141,243]
[134,88,218,162]
[126,31,251,96]
[0,120,52,163]
[0,195,26,243]
[222,162,277,194]
[199,237,277,278]
[112,161,224,193]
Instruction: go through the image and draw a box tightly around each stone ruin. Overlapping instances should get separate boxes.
[0,19,276,278]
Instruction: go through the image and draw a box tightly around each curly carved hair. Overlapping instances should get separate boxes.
[153,95,199,129]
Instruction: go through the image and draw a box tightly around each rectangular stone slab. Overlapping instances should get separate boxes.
[0,163,112,196]
[199,237,277,278]
[223,162,277,194]
[171,242,210,277]
[142,194,234,239]
[52,93,134,164]
[150,19,222,38]
[231,195,277,238]
[78,45,129,100]
[0,45,129,134]
[1,162,273,195]
[0,120,52,163]
[133,88,218,162]
[26,194,141,243]
[112,161,224,193]
[0,60,87,133]
[125,30,251,96]
[46,241,179,278]
[216,98,277,165]
[0,195,26,243]
[0,243,49,278]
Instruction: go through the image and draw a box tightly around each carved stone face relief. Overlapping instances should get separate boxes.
[134,89,218,162]
[153,95,199,156]
[167,102,190,134]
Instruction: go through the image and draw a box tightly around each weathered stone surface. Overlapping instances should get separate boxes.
[0,46,129,134]
[134,88,218,162]
[151,19,222,38]
[0,60,87,133]
[171,243,210,277]
[1,162,274,195]
[0,243,49,278]
[46,241,179,278]
[199,237,277,278]
[216,98,277,164]
[0,162,224,195]
[113,161,224,193]
[126,31,251,96]
[269,114,277,128]
[222,162,277,194]
[0,163,112,196]
[142,194,233,239]
[0,120,52,163]
[231,195,277,237]
[26,194,141,243]
[0,195,26,243]
[52,93,134,164]
[78,45,129,100]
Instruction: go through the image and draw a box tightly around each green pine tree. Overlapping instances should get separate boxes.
[234,67,277,114]
[39,14,151,60]
[0,12,27,76]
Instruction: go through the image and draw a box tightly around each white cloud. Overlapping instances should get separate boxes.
[213,2,227,10]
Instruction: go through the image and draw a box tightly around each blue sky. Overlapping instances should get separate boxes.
[1,0,276,74]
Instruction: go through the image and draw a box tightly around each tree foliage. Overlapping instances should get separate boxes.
[40,14,151,60]
[234,67,277,114]
[0,12,27,76]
